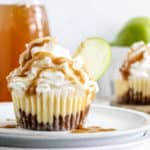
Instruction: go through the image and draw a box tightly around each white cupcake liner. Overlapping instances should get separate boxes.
[11,89,91,130]
[115,78,150,104]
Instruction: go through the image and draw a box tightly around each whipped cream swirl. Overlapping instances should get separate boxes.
[7,37,96,99]
[120,41,150,79]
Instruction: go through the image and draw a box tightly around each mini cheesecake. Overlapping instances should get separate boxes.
[7,37,97,131]
[115,41,150,105]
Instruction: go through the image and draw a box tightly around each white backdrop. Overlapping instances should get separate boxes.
[43,0,150,97]
[45,0,150,51]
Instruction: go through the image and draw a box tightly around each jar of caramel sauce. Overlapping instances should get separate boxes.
[0,0,50,101]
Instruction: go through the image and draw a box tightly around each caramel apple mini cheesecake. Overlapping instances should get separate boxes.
[115,41,150,104]
[7,37,97,131]
[7,36,111,131]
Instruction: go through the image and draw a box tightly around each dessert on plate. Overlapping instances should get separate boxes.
[7,37,97,131]
[115,41,150,104]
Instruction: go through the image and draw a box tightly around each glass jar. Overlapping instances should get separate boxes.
[0,0,50,101]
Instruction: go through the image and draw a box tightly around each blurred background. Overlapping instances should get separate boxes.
[45,0,150,50]
[43,0,150,98]
[0,0,150,101]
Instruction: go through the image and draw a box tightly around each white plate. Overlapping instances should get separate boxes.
[0,102,150,148]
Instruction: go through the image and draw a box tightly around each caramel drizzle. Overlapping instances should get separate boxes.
[27,67,66,94]
[21,51,86,81]
[0,119,17,128]
[21,52,55,74]
[0,124,17,128]
[20,36,88,84]
[17,37,96,96]
[21,37,54,67]
[20,51,89,94]
[120,51,144,80]
[69,63,86,84]
[72,125,115,133]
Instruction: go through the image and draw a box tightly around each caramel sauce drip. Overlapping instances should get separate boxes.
[53,57,67,65]
[21,52,55,74]
[72,125,115,133]
[17,38,96,96]
[120,50,144,80]
[26,67,66,95]
[30,38,52,50]
[20,51,88,95]
[0,124,17,128]
[69,63,85,84]
[21,37,55,66]
[0,119,17,128]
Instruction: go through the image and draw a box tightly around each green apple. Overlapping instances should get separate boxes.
[113,17,150,46]
[73,37,111,81]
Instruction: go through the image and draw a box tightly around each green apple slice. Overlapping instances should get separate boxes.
[73,37,111,81]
